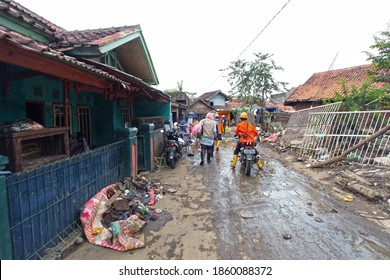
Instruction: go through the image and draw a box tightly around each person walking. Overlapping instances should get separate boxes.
[197,112,216,165]
[214,113,224,151]
[189,117,200,153]
[221,115,228,135]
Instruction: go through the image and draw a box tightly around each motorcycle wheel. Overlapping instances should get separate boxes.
[240,155,246,167]
[168,158,176,169]
[245,159,252,175]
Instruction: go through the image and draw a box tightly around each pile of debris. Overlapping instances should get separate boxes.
[0,118,44,132]
[261,130,390,208]
[79,175,176,251]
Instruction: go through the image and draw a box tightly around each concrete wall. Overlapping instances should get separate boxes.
[153,129,165,158]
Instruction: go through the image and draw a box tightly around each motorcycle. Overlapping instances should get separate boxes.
[160,126,184,169]
[237,129,261,175]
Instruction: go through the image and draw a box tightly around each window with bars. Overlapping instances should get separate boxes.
[77,106,92,145]
[53,104,72,133]
[122,107,130,127]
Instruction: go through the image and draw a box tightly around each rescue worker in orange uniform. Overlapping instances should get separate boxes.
[230,112,263,169]
[215,113,224,151]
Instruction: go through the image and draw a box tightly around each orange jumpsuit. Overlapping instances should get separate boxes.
[234,120,259,143]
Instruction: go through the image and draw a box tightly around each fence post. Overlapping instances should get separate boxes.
[0,155,13,259]
[114,128,138,178]
[138,123,155,172]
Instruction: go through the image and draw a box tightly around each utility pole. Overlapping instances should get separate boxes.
[328,51,339,70]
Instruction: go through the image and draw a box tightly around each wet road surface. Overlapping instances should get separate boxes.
[185,138,390,260]
[64,136,390,260]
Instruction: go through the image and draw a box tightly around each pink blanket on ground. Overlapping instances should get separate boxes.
[80,184,146,251]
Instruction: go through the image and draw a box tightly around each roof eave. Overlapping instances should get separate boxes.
[98,30,159,85]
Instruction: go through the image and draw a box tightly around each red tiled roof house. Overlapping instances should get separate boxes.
[284,65,375,110]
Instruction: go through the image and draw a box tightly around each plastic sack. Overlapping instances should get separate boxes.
[111,215,146,250]
[191,122,203,138]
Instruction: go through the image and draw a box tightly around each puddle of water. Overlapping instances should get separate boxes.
[266,190,302,199]
[319,177,336,181]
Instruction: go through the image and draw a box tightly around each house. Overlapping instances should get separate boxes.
[187,98,214,120]
[166,92,190,122]
[188,89,230,120]
[284,64,374,110]
[0,0,174,260]
[271,87,297,103]
[198,89,229,107]
[0,0,171,172]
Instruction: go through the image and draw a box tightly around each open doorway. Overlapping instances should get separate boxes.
[26,101,45,126]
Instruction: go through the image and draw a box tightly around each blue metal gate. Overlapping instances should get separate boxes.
[5,140,128,259]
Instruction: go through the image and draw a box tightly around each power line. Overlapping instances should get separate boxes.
[203,0,292,92]
[235,0,292,61]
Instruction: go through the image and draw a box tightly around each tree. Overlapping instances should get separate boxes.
[224,52,288,109]
[331,24,390,111]
[365,23,390,110]
[365,23,390,85]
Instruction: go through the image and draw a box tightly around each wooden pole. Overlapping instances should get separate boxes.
[63,80,69,128]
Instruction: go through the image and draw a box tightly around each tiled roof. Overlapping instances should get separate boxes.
[0,25,126,83]
[0,25,169,101]
[224,101,241,110]
[224,100,294,112]
[0,0,64,37]
[265,101,295,112]
[51,25,140,50]
[285,64,374,102]
[0,1,168,101]
[198,89,228,101]
[189,97,213,108]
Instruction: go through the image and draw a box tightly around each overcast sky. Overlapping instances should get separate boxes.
[14,0,390,95]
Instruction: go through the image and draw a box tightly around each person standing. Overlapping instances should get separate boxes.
[197,112,216,165]
[179,119,187,138]
[256,107,268,131]
[253,108,258,123]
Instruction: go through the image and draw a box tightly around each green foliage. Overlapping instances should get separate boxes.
[163,88,196,96]
[364,24,390,84]
[333,23,390,111]
[232,107,250,116]
[330,81,389,111]
[164,88,181,94]
[225,52,288,109]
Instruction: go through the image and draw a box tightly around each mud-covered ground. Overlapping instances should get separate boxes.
[62,132,390,260]
[262,139,390,213]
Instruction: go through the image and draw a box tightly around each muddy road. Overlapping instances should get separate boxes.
[63,136,390,260]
